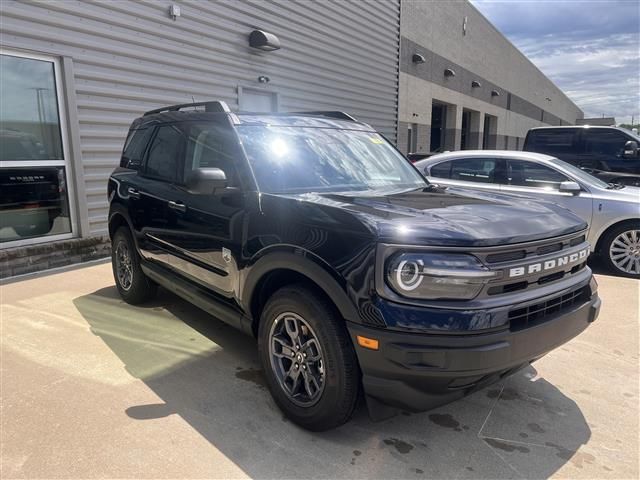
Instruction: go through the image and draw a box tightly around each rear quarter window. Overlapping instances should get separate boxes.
[121,128,152,170]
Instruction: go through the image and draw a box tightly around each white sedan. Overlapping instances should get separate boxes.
[415,150,640,278]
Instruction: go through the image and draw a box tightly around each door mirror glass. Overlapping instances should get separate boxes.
[186,168,227,195]
[558,181,581,194]
[623,140,638,158]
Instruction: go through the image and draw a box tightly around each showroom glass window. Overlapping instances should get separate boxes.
[0,52,73,245]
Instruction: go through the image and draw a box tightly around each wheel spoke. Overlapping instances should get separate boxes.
[284,316,300,342]
[301,338,322,362]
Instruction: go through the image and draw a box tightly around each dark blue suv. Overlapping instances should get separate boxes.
[108,101,600,430]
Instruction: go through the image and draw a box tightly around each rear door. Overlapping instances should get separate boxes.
[134,124,184,270]
[500,159,594,227]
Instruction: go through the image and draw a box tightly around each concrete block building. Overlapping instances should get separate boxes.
[0,0,582,276]
[397,1,583,155]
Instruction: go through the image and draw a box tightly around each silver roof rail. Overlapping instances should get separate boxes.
[144,100,231,116]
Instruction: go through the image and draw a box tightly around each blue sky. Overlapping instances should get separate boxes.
[471,0,640,124]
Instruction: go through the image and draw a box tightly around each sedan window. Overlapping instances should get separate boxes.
[449,158,498,183]
[507,160,569,190]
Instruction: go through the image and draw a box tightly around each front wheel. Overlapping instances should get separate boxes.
[258,285,360,431]
[601,223,640,278]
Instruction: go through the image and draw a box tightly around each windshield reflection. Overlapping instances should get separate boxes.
[237,126,426,194]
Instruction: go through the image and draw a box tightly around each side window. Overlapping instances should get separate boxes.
[429,161,452,179]
[450,158,497,183]
[182,124,237,186]
[121,128,152,169]
[527,129,577,156]
[583,130,629,157]
[144,125,183,182]
[507,160,568,189]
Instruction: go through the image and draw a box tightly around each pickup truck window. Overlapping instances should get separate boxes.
[526,129,577,156]
[583,129,628,157]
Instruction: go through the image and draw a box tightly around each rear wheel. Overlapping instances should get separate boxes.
[111,227,157,304]
[258,285,359,431]
[601,222,640,278]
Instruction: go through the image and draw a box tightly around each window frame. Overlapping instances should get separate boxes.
[0,48,77,249]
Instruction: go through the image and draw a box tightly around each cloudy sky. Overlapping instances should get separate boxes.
[471,0,640,124]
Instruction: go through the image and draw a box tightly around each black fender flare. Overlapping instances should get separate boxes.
[241,249,361,327]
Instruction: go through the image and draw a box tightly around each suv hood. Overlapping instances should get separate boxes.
[288,186,587,247]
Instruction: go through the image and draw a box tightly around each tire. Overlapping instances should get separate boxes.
[600,222,640,278]
[258,285,360,431]
[111,227,157,304]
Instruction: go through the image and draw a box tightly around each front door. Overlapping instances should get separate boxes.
[500,159,594,227]
[166,122,248,303]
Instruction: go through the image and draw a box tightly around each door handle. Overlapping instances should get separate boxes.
[168,200,187,213]
[127,187,141,199]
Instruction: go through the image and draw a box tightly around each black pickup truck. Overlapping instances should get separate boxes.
[108,101,600,431]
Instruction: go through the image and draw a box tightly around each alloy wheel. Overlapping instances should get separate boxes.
[268,312,326,407]
[609,229,640,274]
[115,241,134,290]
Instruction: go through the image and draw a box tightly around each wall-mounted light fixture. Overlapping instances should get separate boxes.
[258,75,270,83]
[545,97,552,102]
[412,53,426,64]
[444,68,456,77]
[249,30,281,51]
[168,4,181,21]
[491,90,501,97]
[471,80,482,88]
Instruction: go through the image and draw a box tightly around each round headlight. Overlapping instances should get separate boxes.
[396,259,424,291]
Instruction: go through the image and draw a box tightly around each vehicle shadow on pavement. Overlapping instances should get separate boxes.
[73,285,593,479]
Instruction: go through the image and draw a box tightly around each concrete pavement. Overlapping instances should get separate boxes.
[1,262,638,479]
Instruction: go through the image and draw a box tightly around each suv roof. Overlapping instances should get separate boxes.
[528,125,627,132]
[131,100,374,131]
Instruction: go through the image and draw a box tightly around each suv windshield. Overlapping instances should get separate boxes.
[237,126,426,194]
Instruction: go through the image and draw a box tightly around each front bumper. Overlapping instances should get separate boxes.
[347,289,600,413]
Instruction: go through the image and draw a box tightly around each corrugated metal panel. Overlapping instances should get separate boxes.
[1,0,400,236]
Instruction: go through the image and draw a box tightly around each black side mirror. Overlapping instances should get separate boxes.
[623,140,638,158]
[186,167,227,195]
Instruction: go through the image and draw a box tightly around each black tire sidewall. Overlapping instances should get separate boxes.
[258,286,359,431]
[111,227,156,303]
[601,223,640,278]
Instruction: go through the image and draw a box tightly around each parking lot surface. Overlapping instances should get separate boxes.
[1,262,638,479]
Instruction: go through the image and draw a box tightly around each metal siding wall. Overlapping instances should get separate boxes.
[1,0,400,236]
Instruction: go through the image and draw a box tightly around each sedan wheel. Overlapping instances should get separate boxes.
[609,229,640,275]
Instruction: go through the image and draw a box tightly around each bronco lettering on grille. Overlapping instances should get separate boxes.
[508,247,589,278]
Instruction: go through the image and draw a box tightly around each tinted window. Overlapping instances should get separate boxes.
[526,129,578,156]
[507,160,568,189]
[429,161,452,179]
[583,129,629,157]
[449,158,497,183]
[145,125,182,182]
[182,124,237,186]
[121,128,152,169]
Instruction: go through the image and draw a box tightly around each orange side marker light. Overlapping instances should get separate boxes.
[357,335,379,350]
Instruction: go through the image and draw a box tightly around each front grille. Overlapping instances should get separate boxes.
[508,286,589,331]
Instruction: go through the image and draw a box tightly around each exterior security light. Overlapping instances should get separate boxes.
[471,80,481,88]
[491,90,501,97]
[168,4,181,20]
[249,30,281,51]
[444,68,456,77]
[258,75,270,83]
[412,54,426,64]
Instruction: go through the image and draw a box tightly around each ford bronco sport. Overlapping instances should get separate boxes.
[108,101,600,431]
